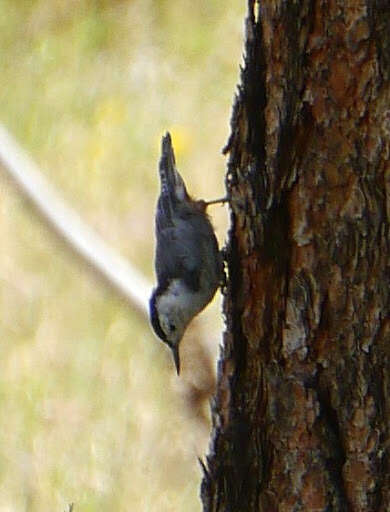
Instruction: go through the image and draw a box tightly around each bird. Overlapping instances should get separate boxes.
[149,132,227,374]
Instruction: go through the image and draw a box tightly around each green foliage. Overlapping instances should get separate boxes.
[0,0,244,509]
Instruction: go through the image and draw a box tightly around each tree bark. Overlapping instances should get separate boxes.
[201,1,390,510]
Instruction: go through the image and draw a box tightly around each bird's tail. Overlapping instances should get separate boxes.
[159,132,188,202]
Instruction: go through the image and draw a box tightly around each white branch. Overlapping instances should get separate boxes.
[0,124,150,318]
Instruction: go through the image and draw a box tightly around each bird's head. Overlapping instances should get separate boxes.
[149,284,191,374]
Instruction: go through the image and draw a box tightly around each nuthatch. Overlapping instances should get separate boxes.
[149,132,227,374]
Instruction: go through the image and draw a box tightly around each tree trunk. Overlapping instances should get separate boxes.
[201,1,390,510]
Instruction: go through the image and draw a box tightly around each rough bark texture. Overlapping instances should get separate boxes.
[201,1,390,511]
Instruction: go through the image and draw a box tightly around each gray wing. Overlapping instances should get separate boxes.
[155,213,204,292]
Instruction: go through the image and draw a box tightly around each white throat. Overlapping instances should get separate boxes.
[157,279,206,328]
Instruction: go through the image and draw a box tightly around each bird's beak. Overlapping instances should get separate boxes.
[171,345,181,375]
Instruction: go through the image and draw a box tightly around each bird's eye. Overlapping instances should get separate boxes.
[169,323,176,332]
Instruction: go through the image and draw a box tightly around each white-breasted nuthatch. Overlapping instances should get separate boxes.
[149,132,227,374]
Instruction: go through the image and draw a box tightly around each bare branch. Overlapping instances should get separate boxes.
[0,124,150,318]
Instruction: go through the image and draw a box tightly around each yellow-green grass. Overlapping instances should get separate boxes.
[0,1,244,510]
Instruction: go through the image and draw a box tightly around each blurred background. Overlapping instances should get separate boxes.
[0,0,244,510]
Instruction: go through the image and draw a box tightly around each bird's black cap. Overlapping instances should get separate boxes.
[149,291,181,375]
[149,291,167,342]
